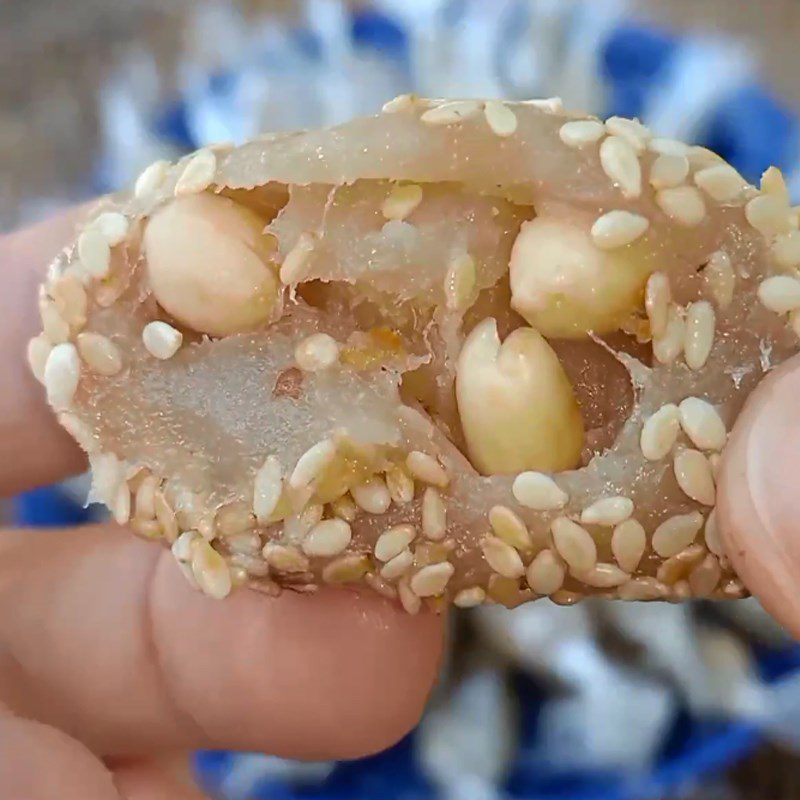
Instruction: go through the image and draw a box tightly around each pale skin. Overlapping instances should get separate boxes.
[1,208,799,799]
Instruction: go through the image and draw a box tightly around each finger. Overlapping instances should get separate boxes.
[0,525,446,760]
[717,355,800,637]
[0,208,93,496]
[111,755,209,800]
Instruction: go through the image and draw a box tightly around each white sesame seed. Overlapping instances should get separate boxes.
[289,439,336,490]
[684,301,715,370]
[175,148,217,197]
[40,299,70,343]
[27,334,52,383]
[704,509,723,556]
[90,211,130,246]
[688,553,721,597]
[525,549,565,596]
[134,474,158,520]
[591,210,649,249]
[640,403,680,461]
[154,492,178,543]
[380,548,414,580]
[771,230,800,269]
[323,554,369,584]
[746,193,793,238]
[382,93,415,113]
[453,586,486,608]
[693,164,748,203]
[674,448,716,505]
[215,502,256,537]
[331,494,357,521]
[142,321,182,360]
[651,510,704,557]
[484,100,518,137]
[678,398,727,451]
[649,154,690,189]
[707,453,722,480]
[51,274,87,329]
[410,561,455,597]
[226,531,262,557]
[422,487,447,541]
[703,250,735,307]
[385,464,415,505]
[758,275,800,314]
[551,517,597,572]
[688,146,725,168]
[406,451,449,488]
[482,536,525,579]
[78,229,111,279]
[652,304,685,365]
[374,524,416,562]
[644,271,671,338]
[611,519,646,573]
[262,543,309,573]
[302,518,352,557]
[444,252,476,311]
[44,342,81,409]
[134,159,170,199]
[656,186,707,227]
[512,471,567,510]
[420,100,481,126]
[761,165,790,203]
[113,482,131,525]
[283,503,323,542]
[522,96,563,113]
[398,577,421,614]
[649,137,690,157]
[191,540,232,599]
[618,577,668,600]
[382,183,423,221]
[294,333,339,372]
[351,476,391,515]
[253,455,282,523]
[488,505,532,551]
[558,119,605,147]
[172,530,199,562]
[599,135,642,198]
[580,496,634,527]
[280,232,316,285]
[132,518,162,540]
[605,116,650,151]
[577,563,630,588]
[76,332,122,376]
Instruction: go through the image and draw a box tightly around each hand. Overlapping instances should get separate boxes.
[0,210,446,799]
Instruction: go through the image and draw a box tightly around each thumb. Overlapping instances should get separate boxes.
[718,355,800,638]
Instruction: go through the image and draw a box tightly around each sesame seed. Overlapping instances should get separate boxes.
[323,554,370,584]
[656,186,707,227]
[134,474,158,520]
[226,531,262,557]
[406,451,449,487]
[599,135,642,198]
[215,502,256,537]
[522,96,563,113]
[652,304,685,365]
[351,476,392,515]
[482,536,525,579]
[382,93,415,113]
[289,439,336,490]
[375,524,416,562]
[198,515,216,542]
[580,496,634,527]
[640,403,680,461]
[558,119,605,147]
[551,517,597,572]
[280,232,316,284]
[410,561,455,597]
[649,154,690,189]
[722,580,747,599]
[262,543,309,572]
[651,510,704,557]
[684,301,715,370]
[51,274,87,329]
[141,321,182,360]
[175,148,217,196]
[444,252,476,311]
[484,100,518,137]
[131,518,162,540]
[644,272,671,338]
[40,299,70,343]
[76,332,122,376]
[657,543,706,585]
[27,334,52,383]
[330,494,358,521]
[134,159,170,199]
[703,250,735,307]
[488,505,531,551]
[113,482,131,525]
[191,540,232,599]
[382,183,423,221]
[283,503,323,542]
[688,146,725,168]
[380,548,415,580]
[453,587,486,608]
[512,471,567,510]
[385,464,415,505]
[771,230,800,269]
[688,554,721,597]
[611,519,646,572]
[302,519,351,557]
[618,577,668,600]
[172,531,200,562]
[253,455,282,523]
[44,343,81,409]
[525,549,565,595]
[707,453,722,480]
[78,228,111,279]
[90,211,130,246]
[746,193,792,237]
[154,491,178,543]
[649,138,690,157]
[678,397,727,451]
[761,166,790,203]
[422,487,447,541]
[420,100,481,126]
[674,448,716,505]
[694,164,748,203]
[758,275,800,314]
[605,116,650,151]
[398,577,421,614]
[294,333,340,371]
[703,508,723,557]
[577,563,629,588]
[591,210,649,249]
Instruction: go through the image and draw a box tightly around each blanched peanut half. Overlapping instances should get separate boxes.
[455,318,584,475]
[144,193,280,336]
[509,215,655,338]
